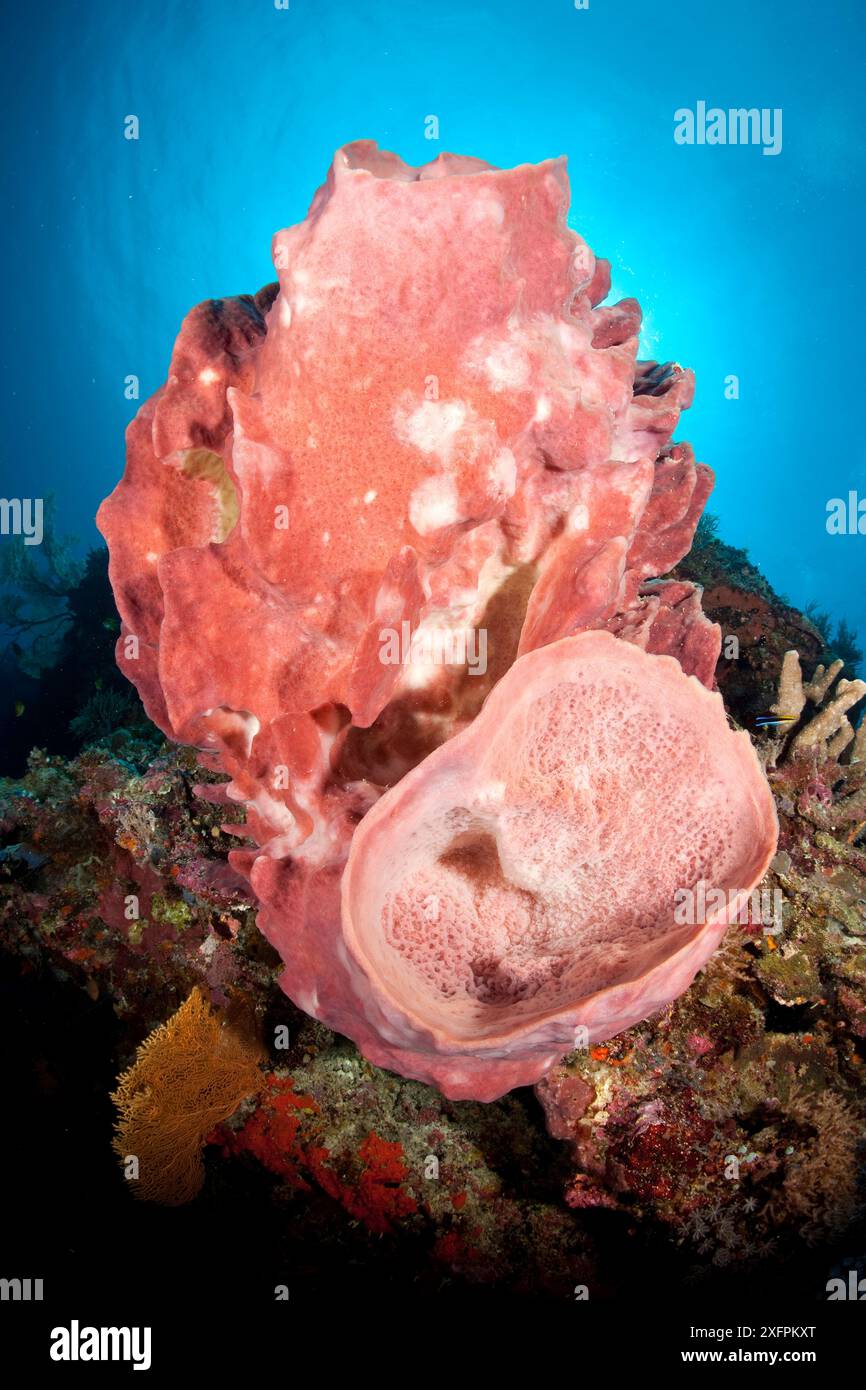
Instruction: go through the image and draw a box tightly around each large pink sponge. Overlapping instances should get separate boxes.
[97,142,776,1101]
[339,631,777,1099]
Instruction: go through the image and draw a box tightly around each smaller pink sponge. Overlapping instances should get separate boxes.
[339,632,777,1099]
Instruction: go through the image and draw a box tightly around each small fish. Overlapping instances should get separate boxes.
[755,714,797,728]
[14,700,25,717]
[102,616,119,632]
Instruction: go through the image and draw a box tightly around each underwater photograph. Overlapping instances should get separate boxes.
[2,0,864,1369]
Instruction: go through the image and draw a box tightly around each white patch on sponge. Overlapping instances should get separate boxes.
[482,341,530,391]
[408,475,462,535]
[396,399,468,461]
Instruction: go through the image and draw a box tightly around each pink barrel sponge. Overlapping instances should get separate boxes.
[342,632,776,1098]
[97,142,777,1100]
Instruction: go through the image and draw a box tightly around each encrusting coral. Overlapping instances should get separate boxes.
[97,141,778,1099]
[111,986,265,1205]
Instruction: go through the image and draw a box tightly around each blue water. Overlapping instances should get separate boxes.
[3,0,864,651]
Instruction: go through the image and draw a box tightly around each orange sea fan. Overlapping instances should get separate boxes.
[111,986,265,1205]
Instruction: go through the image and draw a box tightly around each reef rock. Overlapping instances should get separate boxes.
[98,141,776,1099]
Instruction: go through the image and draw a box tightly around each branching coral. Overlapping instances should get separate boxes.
[111,987,264,1204]
[767,649,866,836]
[771,650,866,757]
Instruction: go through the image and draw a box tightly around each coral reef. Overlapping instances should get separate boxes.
[534,850,866,1270]
[96,141,776,1098]
[0,742,272,1025]
[213,1062,594,1290]
[0,581,863,1290]
[111,986,264,1204]
[674,518,829,729]
[3,141,860,1296]
[531,646,866,1274]
[1,540,153,777]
